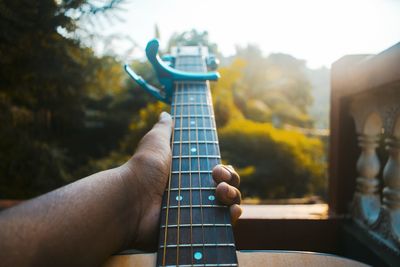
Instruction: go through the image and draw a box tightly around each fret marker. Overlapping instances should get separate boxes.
[190,120,195,125]
[208,195,215,201]
[176,195,183,201]
[194,251,202,260]
[190,97,194,101]
[191,147,197,153]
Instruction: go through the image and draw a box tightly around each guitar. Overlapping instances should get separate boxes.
[103,39,368,267]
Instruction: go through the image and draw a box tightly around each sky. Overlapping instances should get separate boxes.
[88,0,400,68]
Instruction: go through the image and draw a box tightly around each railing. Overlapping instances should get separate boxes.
[330,42,400,259]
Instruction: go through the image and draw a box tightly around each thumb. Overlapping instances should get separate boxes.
[135,112,173,154]
[152,112,173,143]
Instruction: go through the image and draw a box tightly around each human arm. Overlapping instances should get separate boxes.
[0,112,241,267]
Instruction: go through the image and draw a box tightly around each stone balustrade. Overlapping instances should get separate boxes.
[350,88,400,251]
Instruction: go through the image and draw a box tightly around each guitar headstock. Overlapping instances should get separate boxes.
[125,39,220,104]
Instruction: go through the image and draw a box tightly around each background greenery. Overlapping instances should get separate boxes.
[0,0,329,200]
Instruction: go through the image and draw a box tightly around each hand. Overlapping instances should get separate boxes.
[122,112,242,248]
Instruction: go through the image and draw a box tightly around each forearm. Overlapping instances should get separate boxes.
[0,165,139,267]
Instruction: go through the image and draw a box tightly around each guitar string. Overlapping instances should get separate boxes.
[203,76,220,263]
[206,78,233,261]
[199,52,210,260]
[196,81,207,265]
[186,63,194,266]
[161,71,179,266]
[164,54,236,265]
[176,80,184,265]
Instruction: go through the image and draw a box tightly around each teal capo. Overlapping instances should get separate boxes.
[124,39,220,104]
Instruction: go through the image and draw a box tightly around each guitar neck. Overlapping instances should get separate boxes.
[157,53,238,266]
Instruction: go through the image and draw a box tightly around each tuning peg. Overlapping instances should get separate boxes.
[124,64,169,103]
[207,54,220,71]
[161,54,175,67]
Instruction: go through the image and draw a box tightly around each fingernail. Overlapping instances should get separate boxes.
[160,112,171,120]
[220,165,232,181]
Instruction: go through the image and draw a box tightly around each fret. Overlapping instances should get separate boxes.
[172,103,211,106]
[172,140,218,144]
[171,170,212,174]
[160,225,235,248]
[170,173,216,188]
[171,93,210,103]
[172,155,220,159]
[173,129,217,142]
[175,127,216,131]
[172,114,214,118]
[171,158,220,172]
[174,117,215,128]
[171,103,211,109]
[160,207,230,225]
[162,205,225,209]
[173,84,208,92]
[161,223,231,228]
[174,92,209,96]
[166,187,216,191]
[172,146,220,159]
[163,190,217,207]
[172,105,212,117]
[160,243,235,248]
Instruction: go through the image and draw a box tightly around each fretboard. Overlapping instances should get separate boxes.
[156,54,238,266]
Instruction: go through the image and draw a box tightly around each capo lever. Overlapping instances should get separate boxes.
[124,64,168,103]
[125,39,220,104]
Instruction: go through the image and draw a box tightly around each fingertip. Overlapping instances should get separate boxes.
[159,112,172,123]
[227,184,237,199]
[230,204,242,224]
[216,182,241,206]
[212,164,231,183]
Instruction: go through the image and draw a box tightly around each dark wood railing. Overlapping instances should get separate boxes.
[329,42,400,266]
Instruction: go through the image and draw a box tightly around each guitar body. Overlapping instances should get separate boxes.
[103,251,369,267]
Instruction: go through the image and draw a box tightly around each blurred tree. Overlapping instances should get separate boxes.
[212,58,326,198]
[219,119,326,199]
[154,24,161,39]
[211,59,245,127]
[234,45,314,127]
[167,29,219,55]
[0,0,125,198]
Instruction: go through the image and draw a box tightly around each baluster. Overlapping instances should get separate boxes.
[353,112,382,225]
[382,116,400,244]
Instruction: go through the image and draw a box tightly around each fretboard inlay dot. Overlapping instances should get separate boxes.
[208,195,215,201]
[191,147,197,153]
[194,251,203,260]
[175,195,183,201]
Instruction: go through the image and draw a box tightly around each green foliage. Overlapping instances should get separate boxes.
[0,0,129,198]
[211,58,326,199]
[211,59,245,127]
[233,45,314,127]
[219,119,326,198]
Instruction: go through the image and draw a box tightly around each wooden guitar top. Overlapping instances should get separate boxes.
[103,250,369,267]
